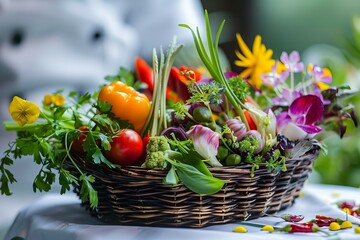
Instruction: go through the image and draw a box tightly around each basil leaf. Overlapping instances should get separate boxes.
[163,165,178,185]
[167,159,225,195]
[178,150,212,177]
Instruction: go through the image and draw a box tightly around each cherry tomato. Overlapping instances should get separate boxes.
[71,126,89,155]
[103,129,143,166]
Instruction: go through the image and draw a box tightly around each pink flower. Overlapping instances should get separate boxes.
[277,95,324,140]
[186,125,222,167]
[280,51,304,73]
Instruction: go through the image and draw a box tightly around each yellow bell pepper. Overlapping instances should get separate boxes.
[98,81,150,133]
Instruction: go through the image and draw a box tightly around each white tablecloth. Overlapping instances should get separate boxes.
[4,184,360,240]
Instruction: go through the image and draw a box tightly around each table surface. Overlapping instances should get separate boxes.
[4,183,360,240]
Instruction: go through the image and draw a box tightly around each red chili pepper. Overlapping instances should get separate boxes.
[289,223,314,233]
[314,219,335,227]
[135,57,154,92]
[168,66,202,101]
[134,57,180,101]
[278,222,318,233]
[315,215,337,221]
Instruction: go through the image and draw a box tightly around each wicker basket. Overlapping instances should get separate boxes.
[65,145,320,228]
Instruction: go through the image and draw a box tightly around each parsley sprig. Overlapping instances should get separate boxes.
[0,90,124,208]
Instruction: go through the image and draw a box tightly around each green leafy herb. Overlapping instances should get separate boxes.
[166,158,225,195]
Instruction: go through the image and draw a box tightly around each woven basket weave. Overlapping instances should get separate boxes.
[65,145,320,228]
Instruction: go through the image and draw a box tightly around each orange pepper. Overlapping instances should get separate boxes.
[98,81,151,133]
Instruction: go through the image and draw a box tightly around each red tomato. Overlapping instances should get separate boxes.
[71,126,89,155]
[103,129,143,166]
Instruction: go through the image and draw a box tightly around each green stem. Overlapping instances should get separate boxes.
[3,121,48,131]
[180,10,251,130]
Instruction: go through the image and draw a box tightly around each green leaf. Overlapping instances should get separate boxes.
[91,148,115,168]
[4,169,16,183]
[79,174,98,208]
[33,173,51,192]
[178,150,212,177]
[97,100,112,113]
[59,169,78,194]
[54,106,68,121]
[97,133,111,150]
[104,67,135,86]
[38,138,52,157]
[92,114,113,128]
[167,159,225,195]
[16,138,38,155]
[1,156,13,166]
[163,165,178,185]
[1,174,12,195]
[78,92,92,105]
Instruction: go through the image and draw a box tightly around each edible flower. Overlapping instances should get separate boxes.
[235,34,275,88]
[277,95,324,140]
[307,64,332,91]
[9,96,40,126]
[260,61,289,87]
[280,51,304,73]
[186,125,222,167]
[43,93,65,106]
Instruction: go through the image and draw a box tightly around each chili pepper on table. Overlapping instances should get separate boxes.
[277,222,320,233]
[98,81,151,133]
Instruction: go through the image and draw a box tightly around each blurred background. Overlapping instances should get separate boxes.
[1,0,360,238]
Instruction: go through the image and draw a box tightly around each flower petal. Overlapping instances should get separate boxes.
[276,112,292,132]
[289,51,300,63]
[236,33,253,59]
[186,125,222,167]
[289,95,324,125]
[280,122,308,141]
[297,124,323,134]
[280,52,289,64]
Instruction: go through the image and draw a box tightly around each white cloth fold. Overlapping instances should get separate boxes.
[5,184,360,240]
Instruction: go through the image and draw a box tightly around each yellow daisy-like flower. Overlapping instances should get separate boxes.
[9,96,41,126]
[235,34,275,88]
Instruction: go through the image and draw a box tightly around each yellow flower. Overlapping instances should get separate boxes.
[9,96,40,126]
[235,34,275,88]
[43,94,65,106]
[44,94,53,106]
[307,64,332,91]
[52,94,65,106]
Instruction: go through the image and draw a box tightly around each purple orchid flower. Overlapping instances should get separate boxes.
[272,88,303,106]
[261,61,289,87]
[277,95,324,140]
[309,64,332,85]
[280,51,304,73]
[186,125,222,167]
